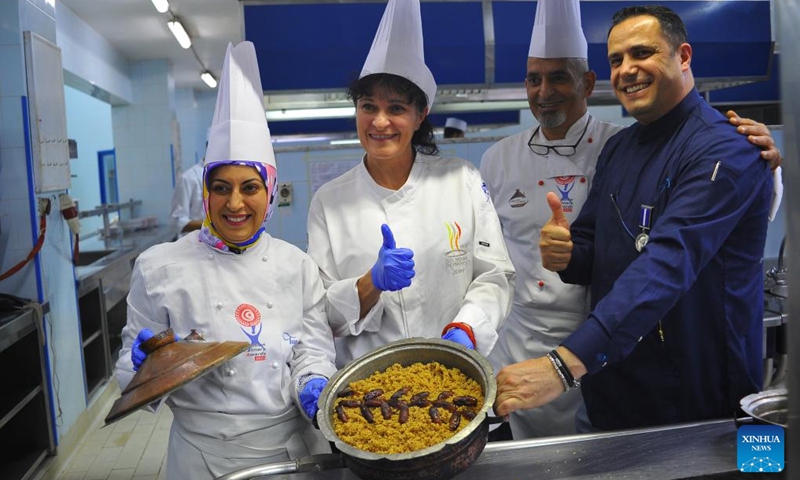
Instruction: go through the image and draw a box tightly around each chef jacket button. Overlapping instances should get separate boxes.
[262,256,268,262]
[216,302,223,310]
[207,254,214,260]
[538,180,545,186]
[227,368,236,377]
[596,353,607,363]
[271,362,280,369]
[538,280,545,288]
[588,137,593,144]
[266,301,273,308]
[580,177,586,183]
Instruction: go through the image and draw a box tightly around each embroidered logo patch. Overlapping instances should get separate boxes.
[481,181,491,203]
[509,189,528,208]
[235,303,267,362]
[444,221,468,275]
[737,425,784,473]
[235,303,261,327]
[554,176,577,213]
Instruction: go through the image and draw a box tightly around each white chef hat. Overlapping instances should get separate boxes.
[529,0,588,59]
[360,0,437,109]
[204,41,275,170]
[445,117,467,132]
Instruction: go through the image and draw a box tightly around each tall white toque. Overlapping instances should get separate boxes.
[205,41,275,170]
[528,0,588,59]
[360,0,437,109]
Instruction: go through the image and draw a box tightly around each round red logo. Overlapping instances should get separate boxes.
[235,303,261,327]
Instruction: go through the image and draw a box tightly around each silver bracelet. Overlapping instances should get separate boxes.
[547,352,570,392]
[549,349,580,389]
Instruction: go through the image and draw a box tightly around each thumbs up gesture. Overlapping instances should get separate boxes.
[540,192,573,272]
[371,224,415,291]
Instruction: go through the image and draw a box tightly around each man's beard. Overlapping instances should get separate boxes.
[538,110,567,129]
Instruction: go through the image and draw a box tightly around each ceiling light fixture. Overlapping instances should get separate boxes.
[151,0,169,14]
[329,139,362,146]
[265,106,355,121]
[167,19,192,49]
[201,71,217,89]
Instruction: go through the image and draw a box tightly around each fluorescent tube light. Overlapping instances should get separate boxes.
[329,139,362,146]
[201,72,217,88]
[151,0,169,13]
[167,20,192,49]
[265,106,355,121]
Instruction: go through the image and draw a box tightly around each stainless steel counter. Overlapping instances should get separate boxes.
[74,225,176,296]
[220,419,779,480]
[72,225,177,397]
[0,307,38,353]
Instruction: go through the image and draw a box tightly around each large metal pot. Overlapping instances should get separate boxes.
[739,388,788,428]
[316,337,498,480]
[214,338,499,480]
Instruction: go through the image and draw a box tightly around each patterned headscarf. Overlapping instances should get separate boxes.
[198,160,277,253]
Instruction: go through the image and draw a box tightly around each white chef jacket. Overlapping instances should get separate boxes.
[480,113,623,438]
[307,153,515,367]
[115,231,337,480]
[169,162,205,231]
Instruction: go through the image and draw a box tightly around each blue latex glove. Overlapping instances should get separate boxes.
[299,377,328,419]
[371,224,415,291]
[442,327,475,350]
[131,329,180,370]
[131,328,155,371]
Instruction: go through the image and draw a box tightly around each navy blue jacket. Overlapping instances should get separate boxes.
[560,89,772,430]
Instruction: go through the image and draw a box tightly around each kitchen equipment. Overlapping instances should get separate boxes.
[215,338,500,480]
[104,329,249,425]
[739,388,788,428]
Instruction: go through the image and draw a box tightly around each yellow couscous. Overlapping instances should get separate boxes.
[331,362,484,454]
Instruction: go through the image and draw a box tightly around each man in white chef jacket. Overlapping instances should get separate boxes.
[169,160,204,234]
[481,0,620,439]
[481,0,782,440]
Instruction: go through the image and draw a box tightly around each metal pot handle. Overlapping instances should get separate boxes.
[213,453,345,480]
[486,415,507,425]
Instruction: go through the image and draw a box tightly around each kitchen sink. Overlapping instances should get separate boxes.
[74,249,117,267]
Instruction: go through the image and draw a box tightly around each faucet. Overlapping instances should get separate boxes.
[766,236,788,298]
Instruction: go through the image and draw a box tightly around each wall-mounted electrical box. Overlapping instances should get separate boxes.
[278,182,293,207]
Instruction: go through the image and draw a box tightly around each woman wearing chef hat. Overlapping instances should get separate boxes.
[307,0,515,367]
[114,42,337,480]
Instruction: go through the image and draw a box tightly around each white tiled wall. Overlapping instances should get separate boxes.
[64,85,114,236]
[112,60,175,226]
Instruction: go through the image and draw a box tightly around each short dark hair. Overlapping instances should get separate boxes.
[443,127,464,139]
[347,73,438,156]
[608,5,688,53]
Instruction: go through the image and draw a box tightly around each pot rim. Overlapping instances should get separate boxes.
[739,388,788,427]
[317,338,497,461]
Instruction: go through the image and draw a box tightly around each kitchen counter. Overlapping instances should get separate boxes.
[223,419,784,479]
[72,225,176,397]
[74,225,176,295]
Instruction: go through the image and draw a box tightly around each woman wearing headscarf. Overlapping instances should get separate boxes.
[114,42,336,480]
[307,0,515,367]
